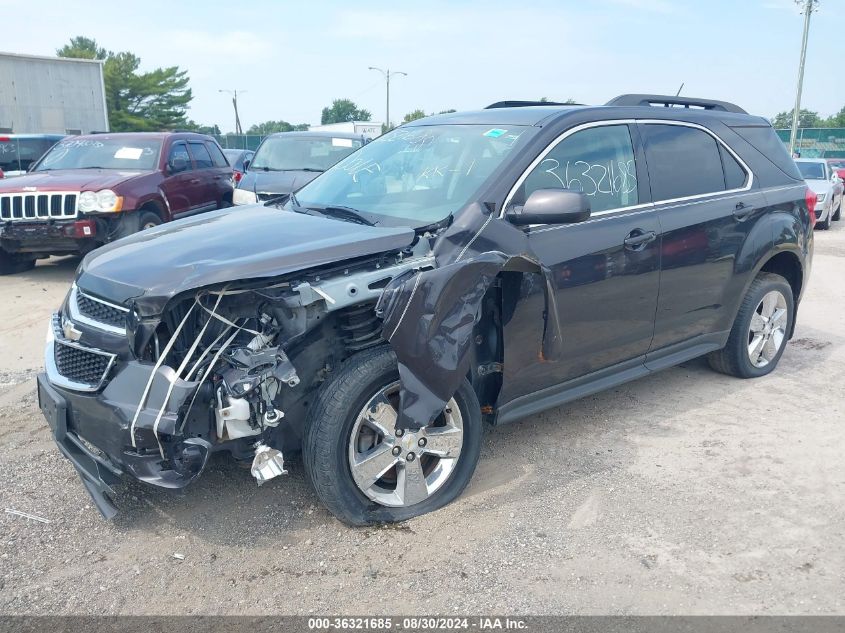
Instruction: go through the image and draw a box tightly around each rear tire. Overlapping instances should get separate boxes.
[303,346,483,526]
[707,272,793,378]
[0,250,35,275]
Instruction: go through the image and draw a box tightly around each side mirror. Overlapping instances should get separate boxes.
[505,189,591,226]
[168,156,188,174]
[242,159,250,172]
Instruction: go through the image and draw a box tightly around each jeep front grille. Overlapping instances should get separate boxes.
[0,192,78,221]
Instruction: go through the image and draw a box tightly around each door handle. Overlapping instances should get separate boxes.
[624,229,657,250]
[733,201,755,220]
[189,178,200,184]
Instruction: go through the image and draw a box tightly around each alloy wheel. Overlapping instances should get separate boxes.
[348,382,464,507]
[747,290,788,368]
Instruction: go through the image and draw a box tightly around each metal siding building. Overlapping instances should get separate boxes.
[0,52,108,134]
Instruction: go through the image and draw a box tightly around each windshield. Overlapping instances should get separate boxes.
[251,136,363,172]
[828,160,845,169]
[294,124,533,227]
[35,137,161,171]
[0,138,60,172]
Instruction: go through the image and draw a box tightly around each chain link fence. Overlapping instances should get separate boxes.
[775,128,845,158]
[211,134,267,152]
[209,130,845,159]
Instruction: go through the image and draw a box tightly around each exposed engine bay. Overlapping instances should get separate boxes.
[118,239,436,488]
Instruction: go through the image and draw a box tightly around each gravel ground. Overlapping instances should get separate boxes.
[0,225,844,616]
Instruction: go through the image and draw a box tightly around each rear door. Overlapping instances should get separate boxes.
[499,122,662,401]
[187,141,220,212]
[638,121,765,365]
[205,140,234,206]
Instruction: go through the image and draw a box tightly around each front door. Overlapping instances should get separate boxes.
[160,141,197,217]
[498,123,661,402]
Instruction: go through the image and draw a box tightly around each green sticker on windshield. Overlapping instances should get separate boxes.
[483,128,507,138]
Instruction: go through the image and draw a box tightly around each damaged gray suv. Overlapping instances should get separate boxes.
[38,95,814,524]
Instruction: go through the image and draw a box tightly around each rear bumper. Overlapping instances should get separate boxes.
[36,371,212,519]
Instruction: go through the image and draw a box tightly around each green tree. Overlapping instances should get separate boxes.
[772,109,823,129]
[185,121,221,135]
[824,105,845,128]
[56,36,107,60]
[57,36,193,132]
[437,109,457,114]
[403,109,427,123]
[246,120,309,135]
[320,99,371,124]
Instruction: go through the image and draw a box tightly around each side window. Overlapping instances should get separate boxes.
[167,142,191,173]
[188,142,214,169]
[719,145,747,190]
[520,125,639,213]
[206,141,228,168]
[642,124,725,201]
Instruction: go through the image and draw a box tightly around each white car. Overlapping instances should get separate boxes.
[795,158,843,230]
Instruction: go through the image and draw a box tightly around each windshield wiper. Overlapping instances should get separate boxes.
[310,205,375,226]
[299,168,325,172]
[80,165,108,169]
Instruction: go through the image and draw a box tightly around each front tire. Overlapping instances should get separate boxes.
[303,346,482,526]
[112,210,161,240]
[707,272,793,378]
[833,200,841,221]
[0,250,35,275]
[816,207,831,230]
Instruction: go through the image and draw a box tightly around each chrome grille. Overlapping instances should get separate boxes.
[0,192,78,221]
[76,292,127,329]
[68,285,129,335]
[54,341,113,386]
[46,314,116,392]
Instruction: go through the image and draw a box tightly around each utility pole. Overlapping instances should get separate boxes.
[789,0,819,156]
[368,67,407,130]
[219,89,246,136]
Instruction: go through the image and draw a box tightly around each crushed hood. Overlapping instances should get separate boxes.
[0,169,147,192]
[76,205,415,315]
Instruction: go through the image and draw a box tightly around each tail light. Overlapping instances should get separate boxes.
[234,170,243,183]
[805,188,818,225]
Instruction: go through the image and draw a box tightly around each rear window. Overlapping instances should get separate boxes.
[188,142,214,169]
[206,141,228,168]
[641,124,727,201]
[0,137,59,172]
[731,125,802,181]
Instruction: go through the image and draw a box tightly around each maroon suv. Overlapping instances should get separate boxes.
[0,132,233,273]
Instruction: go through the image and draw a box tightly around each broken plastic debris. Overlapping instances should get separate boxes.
[5,508,50,524]
[172,553,185,560]
[250,444,288,485]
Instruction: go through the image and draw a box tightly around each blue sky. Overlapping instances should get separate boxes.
[2,0,843,130]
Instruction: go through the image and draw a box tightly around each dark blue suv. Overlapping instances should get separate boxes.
[37,94,813,525]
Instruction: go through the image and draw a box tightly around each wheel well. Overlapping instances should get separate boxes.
[759,251,803,302]
[138,200,166,222]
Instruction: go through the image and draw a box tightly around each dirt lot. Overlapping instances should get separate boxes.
[1,225,844,616]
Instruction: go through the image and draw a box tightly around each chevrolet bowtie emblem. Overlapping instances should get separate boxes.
[62,319,83,341]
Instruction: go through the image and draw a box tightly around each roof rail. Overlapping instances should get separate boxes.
[485,100,580,109]
[605,94,747,114]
